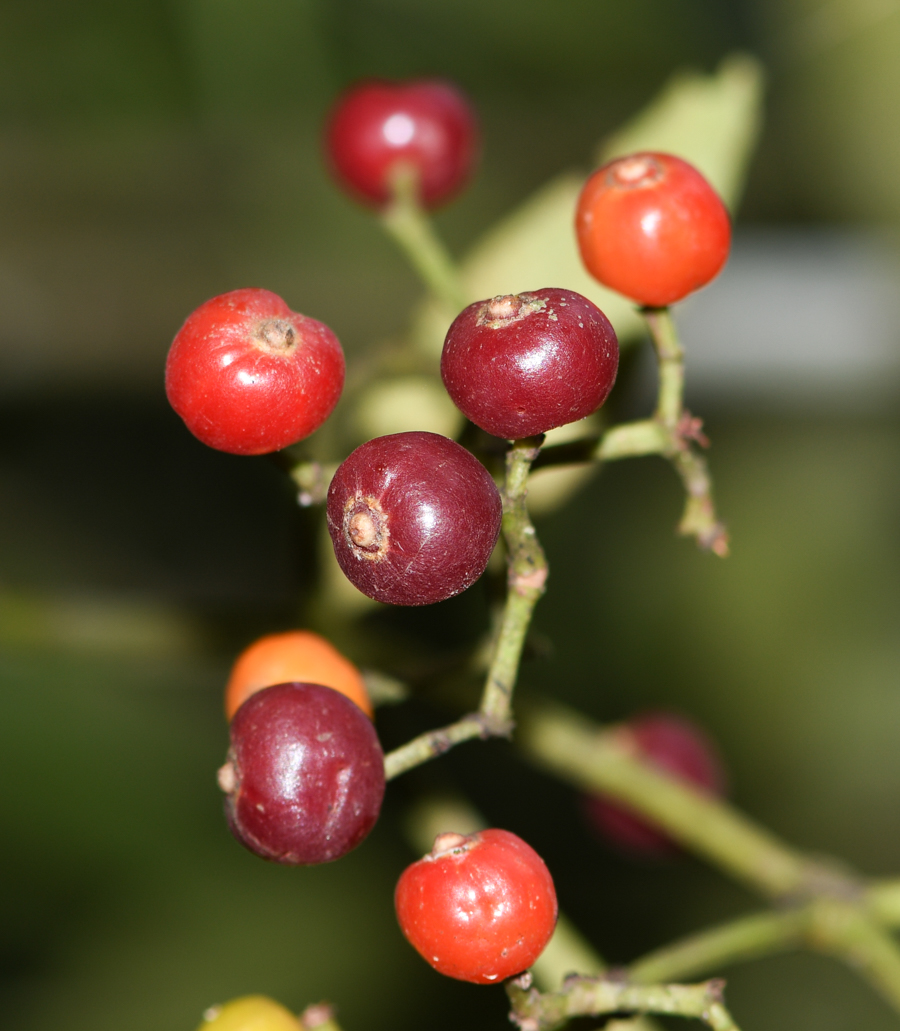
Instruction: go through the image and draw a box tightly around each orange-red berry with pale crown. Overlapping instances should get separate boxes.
[576,152,731,308]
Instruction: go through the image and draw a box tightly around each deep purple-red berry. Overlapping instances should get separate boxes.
[219,682,385,865]
[584,711,726,857]
[166,289,345,456]
[324,79,478,209]
[326,431,501,606]
[441,288,619,440]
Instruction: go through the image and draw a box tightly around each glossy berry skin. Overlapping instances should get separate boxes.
[575,152,731,308]
[584,712,726,857]
[166,288,345,455]
[326,431,501,606]
[225,630,372,720]
[219,682,385,865]
[196,995,301,1031]
[325,79,478,209]
[441,288,618,440]
[395,829,558,984]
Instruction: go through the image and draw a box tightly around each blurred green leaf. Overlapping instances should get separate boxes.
[411,54,765,356]
[598,53,765,210]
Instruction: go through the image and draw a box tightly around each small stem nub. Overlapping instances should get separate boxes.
[256,318,295,351]
[432,831,470,855]
[488,295,520,320]
[217,761,236,794]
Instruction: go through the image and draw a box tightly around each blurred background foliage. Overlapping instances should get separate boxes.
[2,1,900,1030]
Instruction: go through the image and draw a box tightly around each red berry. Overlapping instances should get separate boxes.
[324,79,479,209]
[584,712,726,857]
[326,431,501,606]
[441,288,619,440]
[395,829,558,984]
[166,288,345,456]
[219,682,385,865]
[575,152,731,308]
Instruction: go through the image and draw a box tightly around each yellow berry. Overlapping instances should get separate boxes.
[196,995,301,1031]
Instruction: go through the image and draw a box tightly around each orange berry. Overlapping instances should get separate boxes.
[225,630,372,719]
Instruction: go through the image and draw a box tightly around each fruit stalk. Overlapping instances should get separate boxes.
[628,909,808,984]
[521,700,900,1016]
[643,306,685,428]
[643,306,728,555]
[865,879,900,925]
[480,437,548,723]
[384,713,493,780]
[507,973,743,1031]
[804,899,900,1013]
[533,419,668,469]
[380,167,469,314]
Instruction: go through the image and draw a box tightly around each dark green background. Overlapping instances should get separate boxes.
[2,2,900,1029]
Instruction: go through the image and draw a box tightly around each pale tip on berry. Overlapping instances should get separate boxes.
[486,295,520,321]
[477,292,546,329]
[217,761,237,794]
[343,497,389,560]
[349,510,379,549]
[431,831,470,855]
[255,318,296,352]
[610,154,661,187]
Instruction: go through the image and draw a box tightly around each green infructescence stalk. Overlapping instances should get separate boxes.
[517,700,900,1015]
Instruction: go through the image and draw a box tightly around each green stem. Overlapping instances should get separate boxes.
[480,438,547,722]
[382,438,546,779]
[642,306,728,556]
[380,166,468,314]
[643,306,684,429]
[866,879,900,926]
[629,910,807,984]
[532,913,606,990]
[507,975,742,1031]
[518,701,813,900]
[533,419,668,471]
[806,899,900,1014]
[671,447,729,556]
[383,713,490,781]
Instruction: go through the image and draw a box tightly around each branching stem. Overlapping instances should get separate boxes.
[628,910,807,984]
[507,974,742,1031]
[518,701,819,900]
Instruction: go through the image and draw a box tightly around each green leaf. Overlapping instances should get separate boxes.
[598,53,765,211]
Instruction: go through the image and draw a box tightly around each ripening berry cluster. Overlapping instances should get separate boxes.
[165,77,732,990]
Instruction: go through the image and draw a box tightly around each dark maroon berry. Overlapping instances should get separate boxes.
[219,682,385,865]
[326,431,501,606]
[440,288,619,440]
[584,711,726,858]
[324,79,479,209]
